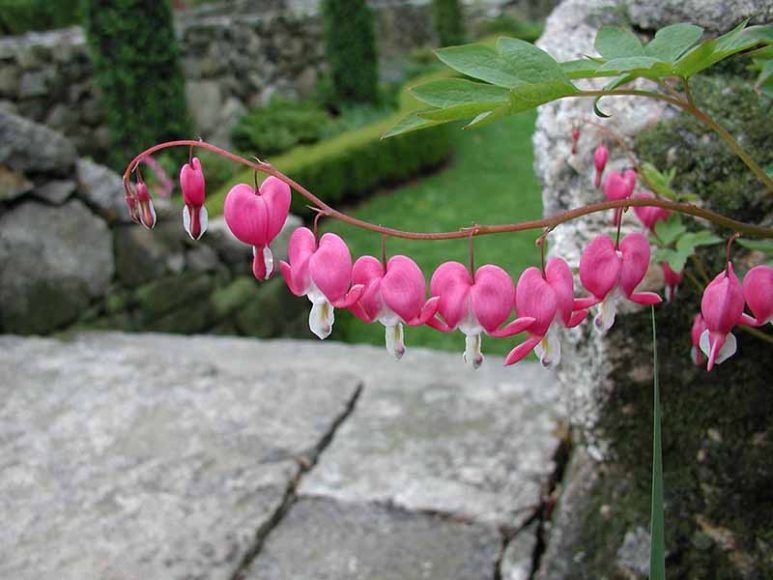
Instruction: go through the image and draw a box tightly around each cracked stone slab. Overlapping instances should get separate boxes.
[244,496,500,580]
[0,334,361,580]
[293,342,564,530]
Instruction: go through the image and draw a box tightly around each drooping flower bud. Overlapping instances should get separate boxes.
[571,127,581,155]
[180,157,208,240]
[603,169,636,226]
[699,263,745,371]
[593,143,608,188]
[632,191,670,231]
[280,227,364,340]
[125,192,140,224]
[742,265,773,326]
[135,181,156,229]
[224,176,291,280]
[575,233,662,333]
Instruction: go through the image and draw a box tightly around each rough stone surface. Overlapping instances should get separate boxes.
[0,164,33,201]
[501,522,539,580]
[0,199,114,333]
[0,110,77,175]
[533,0,773,578]
[32,179,76,204]
[75,158,131,223]
[298,346,563,529]
[0,333,362,580]
[245,497,500,580]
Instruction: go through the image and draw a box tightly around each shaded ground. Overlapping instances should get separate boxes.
[0,332,566,580]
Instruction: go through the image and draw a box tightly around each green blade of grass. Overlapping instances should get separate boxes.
[650,306,666,579]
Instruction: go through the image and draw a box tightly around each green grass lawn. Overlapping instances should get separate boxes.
[325,110,543,356]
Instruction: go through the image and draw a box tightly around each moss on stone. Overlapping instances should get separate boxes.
[636,73,772,225]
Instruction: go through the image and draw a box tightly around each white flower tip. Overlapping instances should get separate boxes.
[385,323,405,360]
[309,300,334,340]
[263,246,274,280]
[463,334,483,370]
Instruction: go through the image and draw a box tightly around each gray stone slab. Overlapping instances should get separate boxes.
[0,334,361,580]
[294,342,564,529]
[245,496,500,580]
[501,522,539,580]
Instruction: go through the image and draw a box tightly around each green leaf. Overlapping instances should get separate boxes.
[381,111,444,138]
[411,79,511,120]
[435,44,523,88]
[654,214,686,246]
[645,23,704,62]
[674,21,770,78]
[737,238,773,253]
[675,231,723,254]
[463,104,512,130]
[649,308,666,580]
[596,56,671,77]
[496,37,569,84]
[595,26,645,59]
[561,59,609,79]
[641,162,679,200]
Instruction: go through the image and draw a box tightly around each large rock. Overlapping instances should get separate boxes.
[533,0,773,577]
[0,110,77,176]
[245,497,500,580]
[0,200,114,334]
[75,158,132,223]
[0,333,362,580]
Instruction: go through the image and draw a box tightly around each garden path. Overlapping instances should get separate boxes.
[0,332,565,580]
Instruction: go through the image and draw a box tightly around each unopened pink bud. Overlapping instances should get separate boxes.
[135,181,156,229]
[180,157,208,240]
[593,144,608,188]
[633,191,671,231]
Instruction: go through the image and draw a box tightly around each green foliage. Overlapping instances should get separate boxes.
[652,215,722,272]
[231,100,334,157]
[321,0,379,105]
[82,0,190,167]
[386,21,772,137]
[432,0,465,47]
[0,0,80,34]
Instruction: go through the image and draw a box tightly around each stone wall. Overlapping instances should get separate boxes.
[0,109,308,338]
[0,0,556,162]
[532,0,773,577]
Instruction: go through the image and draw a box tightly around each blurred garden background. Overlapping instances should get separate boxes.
[0,0,552,354]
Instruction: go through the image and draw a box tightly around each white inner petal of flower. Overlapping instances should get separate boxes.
[199,205,209,236]
[262,245,274,279]
[182,206,191,236]
[534,324,562,369]
[463,333,483,369]
[699,329,737,365]
[385,323,405,359]
[309,299,334,340]
[594,288,622,334]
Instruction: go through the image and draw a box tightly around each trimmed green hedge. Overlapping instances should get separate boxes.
[207,72,453,218]
[0,0,79,34]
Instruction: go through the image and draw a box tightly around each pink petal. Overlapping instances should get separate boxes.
[515,267,557,337]
[701,263,745,335]
[743,265,773,326]
[603,170,635,201]
[252,245,268,280]
[504,334,542,366]
[544,257,576,327]
[381,255,427,323]
[260,176,291,242]
[619,232,653,299]
[579,234,621,301]
[470,265,514,333]
[489,316,535,338]
[430,261,472,330]
[632,191,670,231]
[180,157,206,206]
[309,233,354,303]
[351,256,385,323]
[333,284,365,309]
[691,314,706,367]
[281,227,317,296]
[224,183,268,246]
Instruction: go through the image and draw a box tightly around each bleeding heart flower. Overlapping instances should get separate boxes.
[699,263,746,371]
[506,257,587,368]
[742,265,772,326]
[604,169,636,226]
[180,157,208,240]
[224,176,291,280]
[632,191,670,231]
[691,313,707,367]
[135,181,156,229]
[349,255,438,359]
[593,143,608,188]
[125,192,140,224]
[661,261,683,303]
[280,227,363,340]
[428,262,533,368]
[575,233,662,333]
